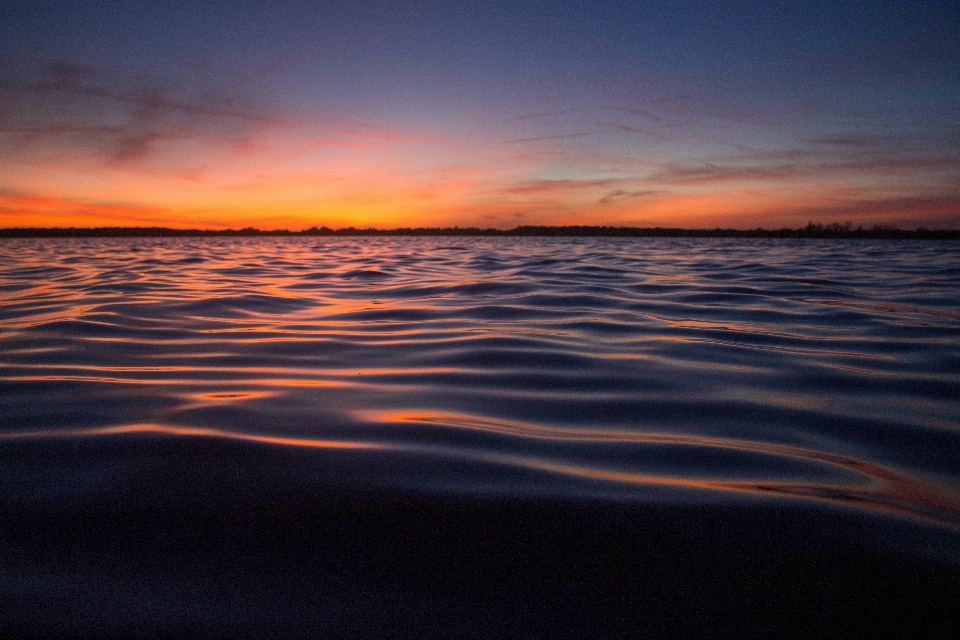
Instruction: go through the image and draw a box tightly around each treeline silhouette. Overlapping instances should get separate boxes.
[2,222,958,239]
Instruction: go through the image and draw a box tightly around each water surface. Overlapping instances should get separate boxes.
[2,237,959,636]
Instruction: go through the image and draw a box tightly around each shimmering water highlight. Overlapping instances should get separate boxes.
[3,236,960,636]
[2,236,958,528]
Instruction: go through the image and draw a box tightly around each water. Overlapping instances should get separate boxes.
[2,237,959,637]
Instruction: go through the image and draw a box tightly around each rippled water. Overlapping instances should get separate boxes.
[2,236,959,636]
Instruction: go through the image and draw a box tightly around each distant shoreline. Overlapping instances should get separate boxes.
[2,224,959,240]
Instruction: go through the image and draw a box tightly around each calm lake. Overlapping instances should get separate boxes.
[2,237,959,637]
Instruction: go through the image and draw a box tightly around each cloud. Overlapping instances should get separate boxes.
[305,138,392,150]
[492,96,781,154]
[496,178,618,197]
[0,60,281,168]
[306,122,461,149]
[504,108,581,123]
[486,179,670,214]
[607,107,662,122]
[638,94,783,127]
[648,154,960,187]
[501,131,596,144]
[597,122,655,135]
[596,189,665,205]
[810,135,884,147]
[650,163,795,185]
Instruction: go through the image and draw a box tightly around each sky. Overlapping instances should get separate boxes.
[1,0,958,230]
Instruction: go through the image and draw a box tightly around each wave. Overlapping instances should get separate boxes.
[1,236,959,532]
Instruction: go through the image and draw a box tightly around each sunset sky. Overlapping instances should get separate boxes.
[2,0,958,230]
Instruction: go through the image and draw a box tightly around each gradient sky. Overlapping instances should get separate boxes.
[2,0,958,229]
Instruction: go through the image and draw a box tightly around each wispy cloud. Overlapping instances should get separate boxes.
[307,122,461,149]
[647,154,960,187]
[596,189,665,205]
[504,108,582,123]
[597,122,656,136]
[607,107,662,122]
[635,94,783,127]
[496,178,618,197]
[501,131,597,144]
[810,135,885,147]
[0,60,281,168]
[649,163,795,185]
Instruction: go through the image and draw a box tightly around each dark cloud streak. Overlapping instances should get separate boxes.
[649,163,795,185]
[498,178,619,196]
[502,131,596,144]
[0,60,280,167]
[810,135,884,147]
[597,189,664,205]
[504,108,582,123]
[649,155,960,186]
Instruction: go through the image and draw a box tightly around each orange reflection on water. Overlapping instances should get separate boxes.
[520,457,960,529]
[173,390,277,411]
[2,412,958,527]
[364,410,960,528]
[0,422,381,450]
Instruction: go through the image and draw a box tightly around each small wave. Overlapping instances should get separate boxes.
[343,268,390,279]
[1,236,959,539]
[0,422,380,451]
[3,415,958,529]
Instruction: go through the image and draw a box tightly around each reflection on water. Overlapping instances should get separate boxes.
[3,237,960,635]
[0,422,379,450]
[1,237,958,526]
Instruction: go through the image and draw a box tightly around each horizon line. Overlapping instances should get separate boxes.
[1,223,959,240]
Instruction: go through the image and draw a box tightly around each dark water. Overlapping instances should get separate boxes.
[2,237,959,637]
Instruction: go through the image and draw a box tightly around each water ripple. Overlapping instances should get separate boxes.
[1,237,959,535]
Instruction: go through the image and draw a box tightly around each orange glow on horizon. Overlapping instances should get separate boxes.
[2,116,958,230]
[5,183,956,231]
